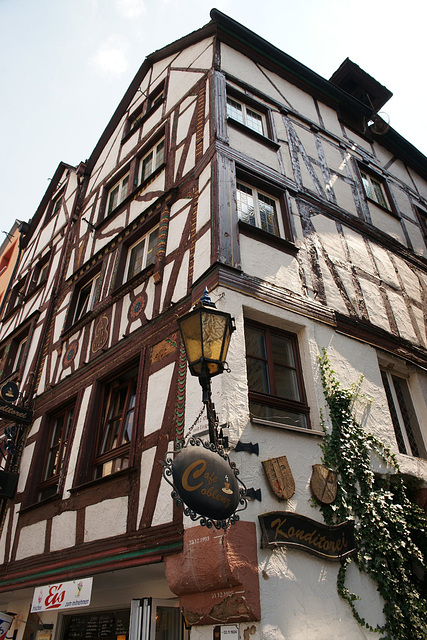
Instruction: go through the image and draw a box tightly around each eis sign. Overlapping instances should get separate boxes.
[31,578,93,612]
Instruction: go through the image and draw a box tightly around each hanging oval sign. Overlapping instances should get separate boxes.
[172,445,241,520]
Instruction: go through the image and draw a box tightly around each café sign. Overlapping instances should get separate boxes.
[31,578,93,612]
[162,438,247,529]
[259,511,356,561]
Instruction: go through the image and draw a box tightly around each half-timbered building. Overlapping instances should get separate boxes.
[0,9,426,640]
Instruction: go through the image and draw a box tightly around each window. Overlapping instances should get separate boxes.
[107,174,129,215]
[6,278,26,314]
[125,227,159,281]
[93,366,138,479]
[415,206,427,243]
[1,329,29,379]
[381,369,426,458]
[12,336,27,373]
[139,139,165,184]
[72,274,100,324]
[45,192,64,222]
[237,181,282,236]
[227,96,265,135]
[359,167,393,211]
[244,321,309,428]
[38,405,74,501]
[29,255,50,292]
[128,83,165,133]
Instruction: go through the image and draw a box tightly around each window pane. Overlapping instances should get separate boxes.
[246,107,263,134]
[274,365,300,401]
[127,239,146,280]
[247,357,270,394]
[227,98,243,123]
[381,370,408,454]
[258,193,279,236]
[249,401,307,428]
[392,375,421,457]
[371,178,388,208]
[361,173,373,200]
[108,185,119,214]
[146,228,159,265]
[154,606,182,640]
[155,140,165,170]
[245,325,267,359]
[141,151,153,182]
[237,183,256,226]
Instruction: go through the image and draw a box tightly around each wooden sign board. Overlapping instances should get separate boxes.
[258,511,356,560]
[310,464,337,504]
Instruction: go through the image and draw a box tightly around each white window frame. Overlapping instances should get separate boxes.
[125,227,159,281]
[73,274,100,323]
[226,96,266,136]
[107,173,130,215]
[139,139,165,184]
[236,180,284,237]
[380,368,426,458]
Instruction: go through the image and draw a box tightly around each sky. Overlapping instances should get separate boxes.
[1,0,426,236]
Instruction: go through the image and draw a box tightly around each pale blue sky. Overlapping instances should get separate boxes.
[1,0,425,234]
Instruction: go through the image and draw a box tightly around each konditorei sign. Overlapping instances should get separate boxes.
[259,511,356,560]
[0,399,33,424]
[31,578,93,612]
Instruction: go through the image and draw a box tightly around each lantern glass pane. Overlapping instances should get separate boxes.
[201,311,228,361]
[179,313,203,365]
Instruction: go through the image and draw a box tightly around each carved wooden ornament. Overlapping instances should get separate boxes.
[310,464,337,504]
[262,456,295,501]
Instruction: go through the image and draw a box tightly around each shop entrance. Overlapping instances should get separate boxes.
[61,600,187,640]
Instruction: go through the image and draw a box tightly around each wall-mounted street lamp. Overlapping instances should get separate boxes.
[177,289,235,446]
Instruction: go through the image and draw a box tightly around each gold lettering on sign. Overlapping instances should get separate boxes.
[182,460,206,491]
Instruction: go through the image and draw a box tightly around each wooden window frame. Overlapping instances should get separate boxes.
[357,162,398,217]
[244,320,310,429]
[38,404,75,501]
[414,205,427,245]
[65,268,101,330]
[381,368,426,459]
[106,173,130,216]
[137,137,165,186]
[125,226,160,282]
[92,363,139,480]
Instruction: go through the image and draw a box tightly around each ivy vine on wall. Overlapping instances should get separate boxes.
[317,350,427,640]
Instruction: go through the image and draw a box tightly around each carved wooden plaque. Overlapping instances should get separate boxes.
[310,464,337,504]
[262,456,295,501]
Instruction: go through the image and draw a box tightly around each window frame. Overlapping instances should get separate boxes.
[38,403,75,502]
[92,363,140,480]
[28,253,50,294]
[138,138,165,186]
[414,205,427,245]
[125,81,166,137]
[357,163,397,216]
[106,173,130,216]
[226,96,267,136]
[244,320,310,430]
[5,276,27,316]
[236,179,285,238]
[380,367,426,459]
[124,226,160,282]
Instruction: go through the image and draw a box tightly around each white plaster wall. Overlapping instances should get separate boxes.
[192,229,211,284]
[50,510,77,551]
[172,39,213,70]
[16,520,46,560]
[144,362,175,435]
[17,441,35,494]
[177,99,196,145]
[84,497,128,542]
[166,70,204,113]
[228,128,282,173]
[137,446,157,526]
[170,249,189,305]
[239,235,302,295]
[63,385,93,498]
[196,180,211,231]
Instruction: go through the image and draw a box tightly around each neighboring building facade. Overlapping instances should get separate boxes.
[0,9,426,640]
